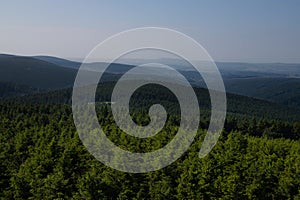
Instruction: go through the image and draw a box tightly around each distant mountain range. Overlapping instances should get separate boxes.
[1,53,300,107]
[33,55,81,69]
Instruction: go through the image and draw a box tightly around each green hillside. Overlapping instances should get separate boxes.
[0,82,44,98]
[225,77,300,107]
[4,81,300,123]
[1,78,300,199]
[0,54,77,89]
[1,54,300,108]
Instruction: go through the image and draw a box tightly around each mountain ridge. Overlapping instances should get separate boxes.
[1,53,300,107]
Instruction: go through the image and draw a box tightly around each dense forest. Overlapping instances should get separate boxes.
[0,82,300,199]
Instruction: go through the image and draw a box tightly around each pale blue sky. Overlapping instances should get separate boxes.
[0,0,299,62]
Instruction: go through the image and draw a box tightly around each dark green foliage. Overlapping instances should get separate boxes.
[224,77,300,107]
[0,102,299,199]
[4,81,300,122]
[0,80,300,199]
[0,82,45,98]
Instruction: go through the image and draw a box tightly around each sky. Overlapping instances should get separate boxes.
[0,0,300,63]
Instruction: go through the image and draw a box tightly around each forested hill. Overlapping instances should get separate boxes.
[0,54,132,91]
[0,90,300,198]
[1,76,300,199]
[3,81,300,123]
[1,54,300,108]
[0,54,77,89]
[0,82,45,98]
[1,54,300,199]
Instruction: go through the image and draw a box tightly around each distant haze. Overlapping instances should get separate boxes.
[0,0,300,63]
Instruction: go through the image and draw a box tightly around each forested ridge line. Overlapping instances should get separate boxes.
[3,81,300,122]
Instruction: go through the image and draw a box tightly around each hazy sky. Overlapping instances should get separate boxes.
[1,0,300,62]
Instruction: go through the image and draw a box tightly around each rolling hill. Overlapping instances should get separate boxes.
[4,81,300,122]
[0,54,77,89]
[34,55,81,69]
[1,54,300,108]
